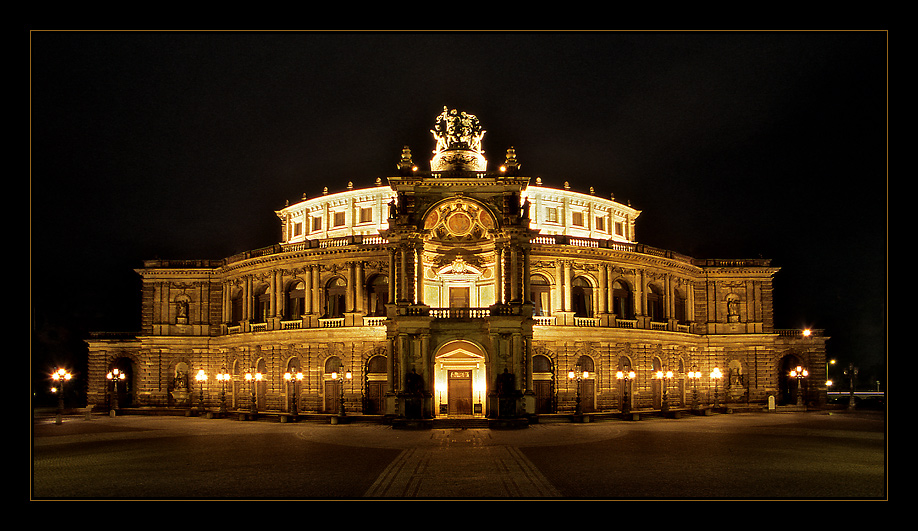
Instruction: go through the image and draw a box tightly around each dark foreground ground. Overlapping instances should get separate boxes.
[31,409,886,500]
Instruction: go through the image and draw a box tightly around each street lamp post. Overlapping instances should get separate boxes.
[332,368,352,417]
[710,367,722,410]
[51,368,72,425]
[688,367,701,410]
[284,370,304,417]
[215,367,230,415]
[790,365,808,408]
[106,368,126,416]
[568,366,589,416]
[844,363,858,411]
[195,369,208,415]
[654,369,673,413]
[616,370,635,416]
[244,369,263,417]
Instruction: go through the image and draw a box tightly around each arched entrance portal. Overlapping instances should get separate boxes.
[433,340,488,417]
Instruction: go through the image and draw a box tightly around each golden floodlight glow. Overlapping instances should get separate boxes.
[196,369,207,382]
[803,329,812,337]
[711,367,722,380]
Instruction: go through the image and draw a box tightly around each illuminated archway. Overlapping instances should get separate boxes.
[433,340,488,416]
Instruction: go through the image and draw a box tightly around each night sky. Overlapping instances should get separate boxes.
[30,31,887,393]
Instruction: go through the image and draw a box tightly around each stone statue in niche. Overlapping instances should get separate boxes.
[405,368,424,396]
[726,295,740,323]
[176,300,189,324]
[170,363,191,406]
[403,367,427,419]
[497,368,519,418]
[497,368,516,397]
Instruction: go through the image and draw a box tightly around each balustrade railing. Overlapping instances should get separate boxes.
[318,317,345,328]
[429,307,492,319]
[218,313,705,336]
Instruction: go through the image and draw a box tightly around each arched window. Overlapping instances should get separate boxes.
[574,355,595,374]
[648,284,665,323]
[674,289,687,324]
[366,274,389,317]
[367,355,387,374]
[325,277,347,318]
[533,354,553,373]
[611,280,633,320]
[571,277,593,317]
[325,356,343,375]
[230,288,243,325]
[530,274,552,316]
[252,284,270,323]
[286,280,307,320]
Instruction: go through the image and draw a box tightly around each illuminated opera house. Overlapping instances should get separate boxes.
[85,108,828,425]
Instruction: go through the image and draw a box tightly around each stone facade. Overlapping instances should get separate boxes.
[86,109,827,419]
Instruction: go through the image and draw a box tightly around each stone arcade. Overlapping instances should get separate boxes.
[85,108,828,424]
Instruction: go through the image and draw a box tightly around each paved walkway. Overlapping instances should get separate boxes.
[32,410,886,500]
[364,430,561,497]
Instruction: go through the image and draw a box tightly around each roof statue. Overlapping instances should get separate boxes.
[429,107,489,173]
[431,107,486,154]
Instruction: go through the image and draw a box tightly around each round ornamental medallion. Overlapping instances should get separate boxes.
[424,210,440,230]
[446,211,473,235]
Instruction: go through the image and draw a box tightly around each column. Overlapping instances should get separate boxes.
[599,264,608,314]
[563,261,572,312]
[399,245,408,303]
[222,280,229,323]
[415,245,424,306]
[554,261,563,312]
[388,247,396,303]
[356,261,365,313]
[312,265,322,316]
[243,276,251,322]
[494,244,504,304]
[510,245,519,303]
[346,262,355,312]
[304,267,313,315]
[522,246,531,304]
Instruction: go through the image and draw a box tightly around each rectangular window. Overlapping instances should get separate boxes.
[572,212,584,227]
[359,207,373,224]
[615,221,624,236]
[333,211,345,227]
[293,222,303,237]
[595,216,605,232]
[312,216,322,232]
[546,207,558,223]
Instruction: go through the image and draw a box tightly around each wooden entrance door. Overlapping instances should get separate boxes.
[448,370,472,415]
[581,379,595,412]
[449,287,470,308]
[534,379,553,413]
[366,381,385,414]
[325,380,342,413]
